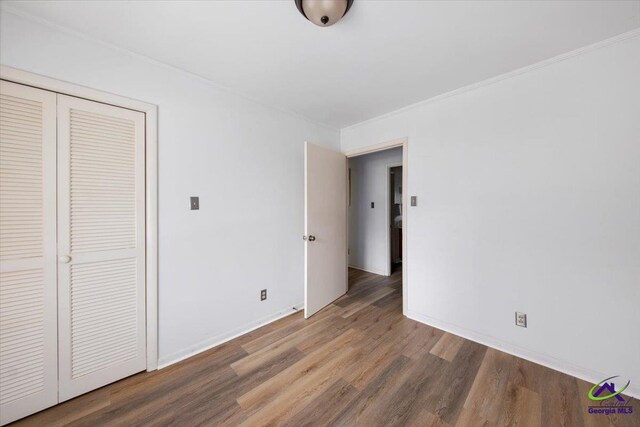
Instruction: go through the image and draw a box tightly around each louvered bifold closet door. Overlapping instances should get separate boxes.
[0,81,57,425]
[57,95,146,401]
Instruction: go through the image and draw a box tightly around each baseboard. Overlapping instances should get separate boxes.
[348,264,389,276]
[406,310,639,399]
[157,302,304,369]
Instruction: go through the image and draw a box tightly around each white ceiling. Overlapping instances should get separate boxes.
[4,1,639,128]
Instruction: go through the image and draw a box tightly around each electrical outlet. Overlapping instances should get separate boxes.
[371,202,375,208]
[260,289,267,301]
[515,312,527,328]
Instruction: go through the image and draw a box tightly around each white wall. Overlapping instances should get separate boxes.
[342,33,640,396]
[348,148,402,275]
[0,9,339,365]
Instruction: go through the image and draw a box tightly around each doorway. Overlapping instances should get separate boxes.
[345,144,406,315]
[303,138,407,318]
[345,138,408,315]
[347,147,402,278]
[389,165,403,275]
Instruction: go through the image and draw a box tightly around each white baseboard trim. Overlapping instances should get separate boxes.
[348,264,388,276]
[406,310,639,399]
[157,302,304,369]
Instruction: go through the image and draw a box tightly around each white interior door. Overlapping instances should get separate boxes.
[56,94,146,401]
[304,142,347,318]
[0,81,58,425]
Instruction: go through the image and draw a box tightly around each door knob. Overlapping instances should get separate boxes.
[59,255,72,264]
[308,235,316,242]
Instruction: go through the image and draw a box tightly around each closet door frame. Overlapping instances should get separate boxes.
[0,65,159,372]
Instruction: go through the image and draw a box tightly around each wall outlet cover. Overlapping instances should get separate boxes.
[410,196,417,206]
[260,289,267,301]
[515,312,527,327]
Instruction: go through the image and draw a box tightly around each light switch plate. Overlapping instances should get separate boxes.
[190,196,199,210]
[371,202,375,208]
[411,196,417,206]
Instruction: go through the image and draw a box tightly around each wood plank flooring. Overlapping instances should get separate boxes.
[11,267,638,426]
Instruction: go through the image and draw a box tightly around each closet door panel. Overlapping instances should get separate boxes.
[57,95,145,402]
[0,80,58,425]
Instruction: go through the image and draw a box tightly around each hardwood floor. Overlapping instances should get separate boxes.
[12,268,638,426]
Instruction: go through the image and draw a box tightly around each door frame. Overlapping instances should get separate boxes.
[0,65,160,370]
[344,138,408,315]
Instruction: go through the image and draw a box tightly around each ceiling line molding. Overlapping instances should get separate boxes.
[341,27,640,133]
[0,5,339,133]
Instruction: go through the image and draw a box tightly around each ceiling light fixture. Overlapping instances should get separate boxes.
[295,0,354,27]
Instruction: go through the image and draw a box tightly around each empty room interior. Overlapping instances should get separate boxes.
[0,1,638,426]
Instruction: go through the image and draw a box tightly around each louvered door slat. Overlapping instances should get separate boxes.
[57,94,145,402]
[0,80,58,426]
